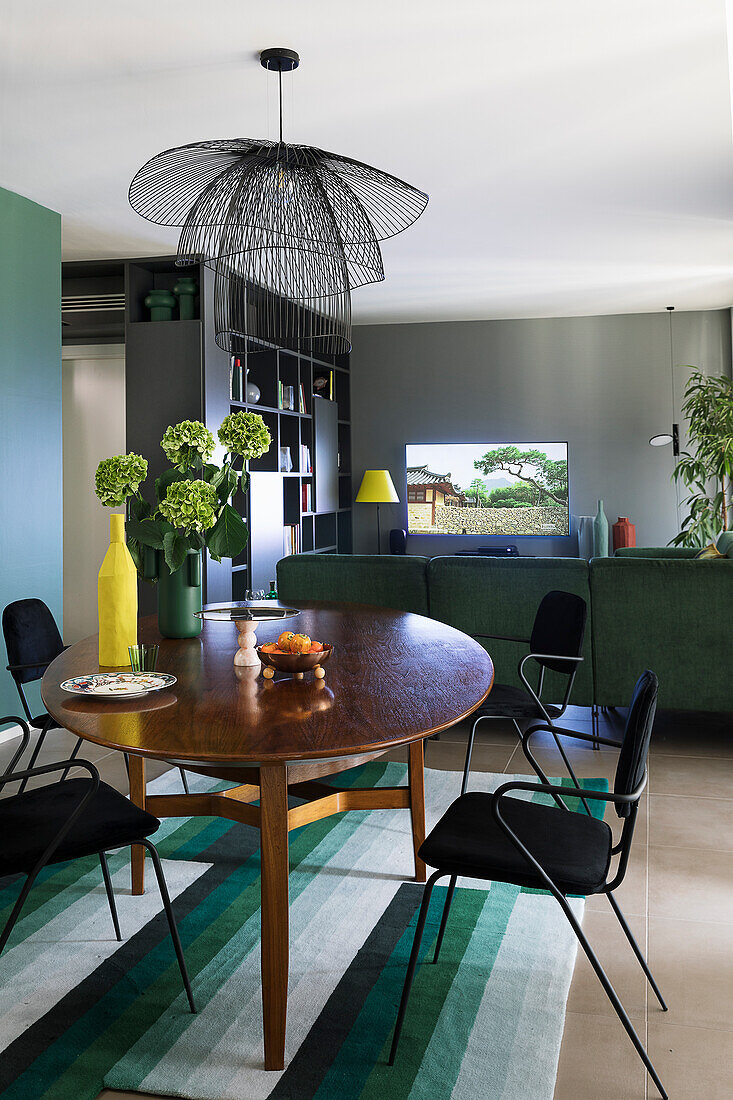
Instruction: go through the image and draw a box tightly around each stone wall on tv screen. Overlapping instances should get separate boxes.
[424,505,567,535]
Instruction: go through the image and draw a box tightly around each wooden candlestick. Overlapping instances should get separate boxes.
[234,620,259,666]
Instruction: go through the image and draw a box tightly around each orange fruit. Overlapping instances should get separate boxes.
[277,631,296,652]
[290,633,312,654]
[261,643,277,653]
[309,641,323,652]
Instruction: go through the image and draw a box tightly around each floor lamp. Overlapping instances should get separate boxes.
[355,470,400,554]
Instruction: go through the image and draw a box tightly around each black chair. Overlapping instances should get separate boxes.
[2,598,83,787]
[464,590,598,812]
[0,715,196,1013]
[2,597,191,796]
[389,670,667,1100]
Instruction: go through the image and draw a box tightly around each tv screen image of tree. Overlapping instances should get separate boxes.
[405,443,569,537]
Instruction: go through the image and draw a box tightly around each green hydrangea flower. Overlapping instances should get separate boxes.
[161,420,215,470]
[158,479,218,533]
[218,411,271,460]
[94,453,148,507]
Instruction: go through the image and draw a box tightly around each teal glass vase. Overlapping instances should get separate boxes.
[592,500,610,558]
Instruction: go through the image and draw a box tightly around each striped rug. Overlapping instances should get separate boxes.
[0,762,606,1100]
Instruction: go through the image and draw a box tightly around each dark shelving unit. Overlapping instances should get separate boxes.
[62,255,352,609]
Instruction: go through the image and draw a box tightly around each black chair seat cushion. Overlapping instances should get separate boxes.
[419,792,613,895]
[475,682,562,721]
[0,779,160,876]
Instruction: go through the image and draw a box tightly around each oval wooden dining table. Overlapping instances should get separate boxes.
[42,602,494,1070]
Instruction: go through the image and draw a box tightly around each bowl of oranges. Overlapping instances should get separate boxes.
[257,632,333,680]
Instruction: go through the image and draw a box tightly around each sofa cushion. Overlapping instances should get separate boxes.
[615,546,699,558]
[427,556,593,706]
[590,557,733,711]
[276,554,430,615]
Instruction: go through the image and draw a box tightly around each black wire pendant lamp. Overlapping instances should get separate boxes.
[129,48,428,355]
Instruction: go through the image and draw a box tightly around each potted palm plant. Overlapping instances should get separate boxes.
[670,369,733,548]
[95,411,271,637]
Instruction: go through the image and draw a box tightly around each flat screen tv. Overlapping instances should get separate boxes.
[405,442,569,537]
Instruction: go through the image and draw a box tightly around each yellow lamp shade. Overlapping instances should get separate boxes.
[355,470,400,504]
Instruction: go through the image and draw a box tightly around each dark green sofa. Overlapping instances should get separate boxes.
[277,550,733,713]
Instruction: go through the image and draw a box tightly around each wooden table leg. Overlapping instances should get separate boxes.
[259,764,289,1070]
[408,740,427,882]
[128,754,146,895]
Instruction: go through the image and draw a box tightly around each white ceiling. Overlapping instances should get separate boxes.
[2,0,733,323]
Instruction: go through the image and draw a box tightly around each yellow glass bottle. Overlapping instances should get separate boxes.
[98,513,138,665]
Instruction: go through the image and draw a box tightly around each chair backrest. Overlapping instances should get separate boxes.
[613,669,658,818]
[529,590,587,673]
[2,599,64,684]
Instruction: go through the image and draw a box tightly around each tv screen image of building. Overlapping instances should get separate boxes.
[405,442,569,537]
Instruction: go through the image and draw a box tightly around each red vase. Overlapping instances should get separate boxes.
[612,516,636,551]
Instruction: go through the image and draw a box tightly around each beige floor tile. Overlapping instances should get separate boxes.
[649,752,733,800]
[648,845,733,923]
[566,908,647,1020]
[554,1011,647,1098]
[438,715,519,746]
[423,738,517,776]
[647,1020,733,1100]
[649,793,733,852]
[649,916,733,1032]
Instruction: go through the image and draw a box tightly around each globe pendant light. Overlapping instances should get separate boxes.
[129,48,428,354]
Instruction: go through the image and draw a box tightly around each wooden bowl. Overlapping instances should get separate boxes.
[257,644,333,677]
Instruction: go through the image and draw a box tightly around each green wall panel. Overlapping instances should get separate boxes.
[0,187,62,718]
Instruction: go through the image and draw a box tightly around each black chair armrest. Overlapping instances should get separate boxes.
[0,758,101,877]
[6,661,53,672]
[522,653,584,665]
[0,716,31,779]
[472,633,531,644]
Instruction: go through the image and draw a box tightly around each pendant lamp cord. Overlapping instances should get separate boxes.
[279,68,283,144]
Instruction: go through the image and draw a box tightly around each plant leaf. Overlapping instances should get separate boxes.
[163,530,190,573]
[126,517,166,549]
[205,503,248,560]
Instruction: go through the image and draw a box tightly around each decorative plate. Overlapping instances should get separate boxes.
[59,673,177,698]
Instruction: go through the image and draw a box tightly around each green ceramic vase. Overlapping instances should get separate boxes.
[156,550,203,638]
[592,499,610,558]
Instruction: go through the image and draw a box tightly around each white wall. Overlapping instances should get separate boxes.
[62,345,125,642]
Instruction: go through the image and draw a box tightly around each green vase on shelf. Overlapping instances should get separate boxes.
[592,499,609,558]
[154,550,203,639]
[144,288,176,321]
[173,277,197,320]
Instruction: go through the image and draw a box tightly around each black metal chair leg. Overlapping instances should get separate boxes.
[99,852,122,941]
[178,768,190,795]
[556,892,667,1099]
[548,728,593,816]
[0,872,39,956]
[60,735,84,782]
[432,874,457,964]
[592,705,601,749]
[141,840,196,1013]
[521,730,573,813]
[18,722,51,795]
[461,717,483,795]
[389,871,441,1065]
[607,892,667,1011]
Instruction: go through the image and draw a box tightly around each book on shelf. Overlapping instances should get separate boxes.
[299,382,306,413]
[301,481,312,512]
[278,382,296,411]
[299,444,312,474]
[284,524,300,556]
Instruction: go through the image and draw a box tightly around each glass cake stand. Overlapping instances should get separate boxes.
[195,602,301,667]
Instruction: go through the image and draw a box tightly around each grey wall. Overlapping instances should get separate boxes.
[350,310,732,556]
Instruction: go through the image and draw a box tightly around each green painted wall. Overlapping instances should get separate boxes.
[0,187,62,718]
